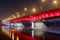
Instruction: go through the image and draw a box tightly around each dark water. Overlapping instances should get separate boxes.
[0,26,60,40]
[0,27,11,40]
[45,32,60,40]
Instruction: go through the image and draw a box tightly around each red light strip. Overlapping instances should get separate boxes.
[9,9,60,23]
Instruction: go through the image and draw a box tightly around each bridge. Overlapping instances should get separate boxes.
[2,8,60,40]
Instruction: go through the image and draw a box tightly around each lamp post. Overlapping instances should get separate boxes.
[16,12,20,18]
[12,15,16,19]
[24,8,27,11]
[53,0,57,9]
[10,16,13,20]
[53,0,57,4]
[32,8,36,13]
[40,0,46,12]
[23,7,27,15]
[42,0,46,3]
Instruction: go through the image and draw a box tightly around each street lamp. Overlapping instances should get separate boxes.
[12,15,16,19]
[24,8,27,11]
[16,12,19,15]
[2,20,6,22]
[8,18,10,20]
[53,0,57,9]
[17,15,20,18]
[23,8,27,15]
[42,0,46,3]
[9,16,13,20]
[16,12,20,18]
[53,0,57,4]
[32,8,36,13]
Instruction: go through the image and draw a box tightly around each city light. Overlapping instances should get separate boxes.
[8,18,10,20]
[53,0,58,8]
[42,0,46,2]
[9,31,11,38]
[16,12,19,15]
[12,15,16,19]
[32,8,36,13]
[53,0,58,5]
[12,32,14,40]
[17,15,20,17]
[16,36,19,40]
[53,0,57,4]
[24,8,27,11]
[16,12,20,18]
[9,16,13,20]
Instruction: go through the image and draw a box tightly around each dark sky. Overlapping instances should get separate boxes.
[0,0,38,20]
[0,0,60,20]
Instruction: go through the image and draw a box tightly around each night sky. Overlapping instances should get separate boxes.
[0,0,38,20]
[0,0,60,20]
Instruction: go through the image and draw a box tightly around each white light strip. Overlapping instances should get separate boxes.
[31,22,34,37]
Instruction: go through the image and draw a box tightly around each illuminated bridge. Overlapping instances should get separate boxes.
[2,8,60,40]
